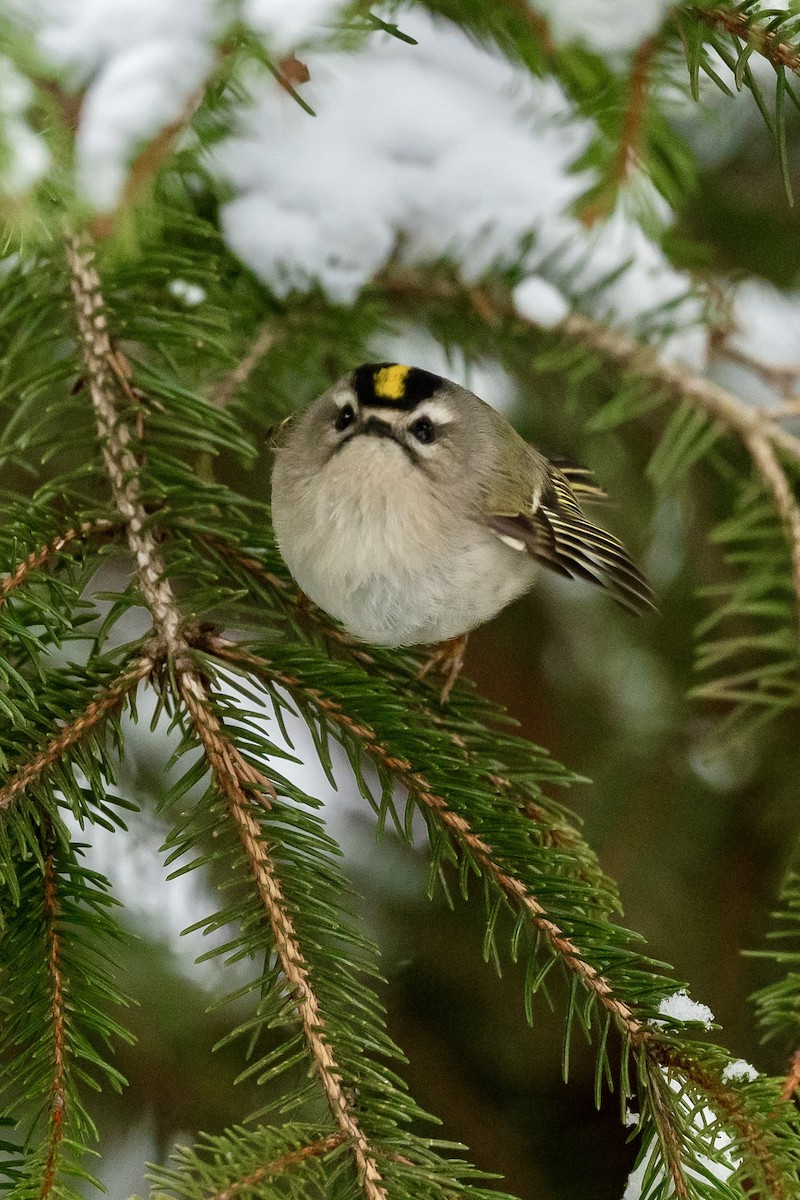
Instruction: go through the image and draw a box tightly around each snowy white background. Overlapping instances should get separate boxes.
[6,0,800,391]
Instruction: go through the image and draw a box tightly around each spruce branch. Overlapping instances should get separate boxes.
[692,4,800,75]
[206,637,800,1192]
[207,636,645,1044]
[177,676,389,1200]
[0,651,155,812]
[655,1045,791,1199]
[67,234,388,1200]
[204,1133,346,1200]
[0,519,117,608]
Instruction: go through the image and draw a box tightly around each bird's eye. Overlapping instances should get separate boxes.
[334,404,355,432]
[409,416,435,444]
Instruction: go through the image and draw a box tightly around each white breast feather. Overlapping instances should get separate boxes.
[272,440,536,646]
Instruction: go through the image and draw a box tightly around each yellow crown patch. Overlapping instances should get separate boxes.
[373,364,410,400]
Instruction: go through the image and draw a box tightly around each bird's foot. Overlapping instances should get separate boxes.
[417,633,469,703]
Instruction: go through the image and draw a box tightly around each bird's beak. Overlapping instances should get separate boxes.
[359,416,401,443]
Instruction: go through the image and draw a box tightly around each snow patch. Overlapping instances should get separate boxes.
[513,276,569,327]
[623,1072,740,1198]
[657,989,715,1028]
[214,10,699,338]
[533,0,674,55]
[721,1058,759,1084]
[243,0,345,50]
[0,56,51,193]
[168,278,207,306]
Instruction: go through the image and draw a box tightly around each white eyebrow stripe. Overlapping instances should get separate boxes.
[408,400,455,425]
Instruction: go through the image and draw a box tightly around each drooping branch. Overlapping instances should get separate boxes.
[67,235,387,1200]
[0,651,155,811]
[39,823,66,1200]
[655,1044,790,1200]
[208,637,645,1045]
[208,638,796,1194]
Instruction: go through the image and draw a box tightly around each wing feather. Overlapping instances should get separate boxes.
[488,463,655,615]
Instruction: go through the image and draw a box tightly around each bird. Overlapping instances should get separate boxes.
[270,362,655,699]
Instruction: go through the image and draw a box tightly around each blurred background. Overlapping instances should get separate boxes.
[5,1,800,1197]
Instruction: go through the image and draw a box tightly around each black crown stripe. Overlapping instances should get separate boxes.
[351,363,443,411]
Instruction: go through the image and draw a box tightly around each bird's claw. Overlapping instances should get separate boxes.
[417,633,468,703]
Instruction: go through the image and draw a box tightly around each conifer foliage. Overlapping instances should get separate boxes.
[3,2,800,1198]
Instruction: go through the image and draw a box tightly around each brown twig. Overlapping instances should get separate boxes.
[487,0,556,57]
[714,341,800,406]
[743,431,800,631]
[206,1133,346,1200]
[39,822,66,1200]
[581,36,658,225]
[67,234,387,1200]
[209,321,278,411]
[196,320,279,482]
[89,88,204,241]
[0,652,155,811]
[646,1067,690,1200]
[694,5,800,75]
[0,519,118,607]
[780,1048,800,1103]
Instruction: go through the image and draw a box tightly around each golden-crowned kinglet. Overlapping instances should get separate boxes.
[271,363,654,697]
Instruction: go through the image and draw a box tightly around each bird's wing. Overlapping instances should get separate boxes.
[487,462,656,615]
[546,455,610,505]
